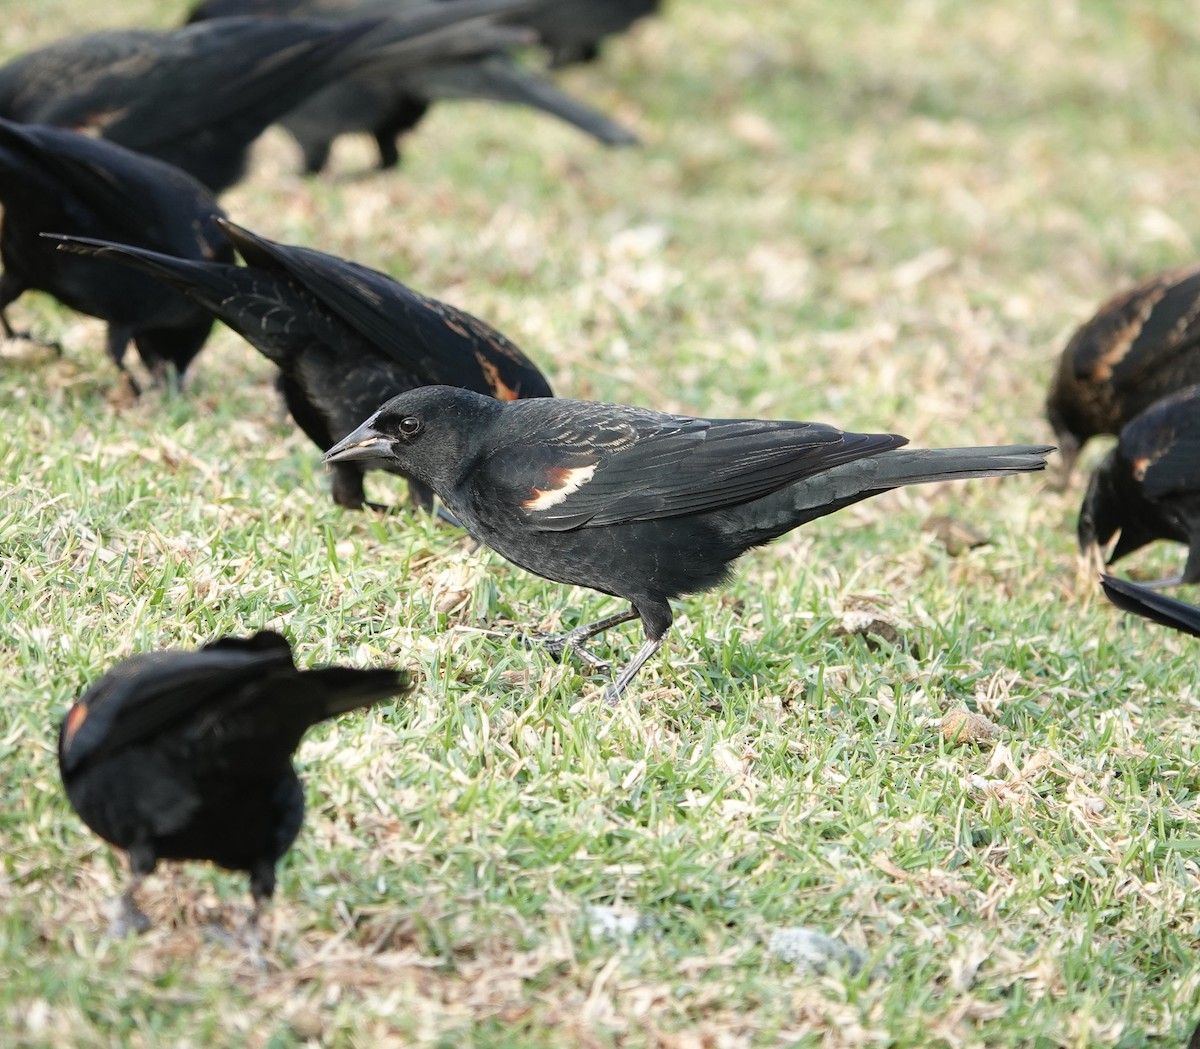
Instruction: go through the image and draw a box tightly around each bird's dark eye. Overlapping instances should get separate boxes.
[398,416,422,438]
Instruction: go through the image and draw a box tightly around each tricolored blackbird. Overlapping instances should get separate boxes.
[514,0,662,67]
[324,385,1054,700]
[58,632,410,935]
[1046,264,1200,478]
[1078,384,1200,586]
[51,222,553,511]
[184,0,638,175]
[0,119,231,390]
[0,17,381,193]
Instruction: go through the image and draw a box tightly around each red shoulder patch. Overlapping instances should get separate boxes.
[63,703,88,747]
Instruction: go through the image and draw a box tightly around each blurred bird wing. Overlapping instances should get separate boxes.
[1120,413,1200,500]
[487,407,906,529]
[60,646,294,773]
[220,221,550,397]
[0,122,217,246]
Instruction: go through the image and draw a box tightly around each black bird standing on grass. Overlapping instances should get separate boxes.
[0,16,384,193]
[184,0,639,176]
[0,119,231,390]
[1078,384,1200,586]
[1046,264,1200,478]
[51,223,553,510]
[58,632,410,936]
[1100,574,1200,637]
[324,386,1054,700]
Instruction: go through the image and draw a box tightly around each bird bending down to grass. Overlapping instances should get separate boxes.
[1046,264,1200,480]
[51,223,552,512]
[58,632,410,938]
[325,386,1054,701]
[1077,384,1200,587]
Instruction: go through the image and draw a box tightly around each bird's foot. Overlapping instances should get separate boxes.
[104,892,150,937]
[524,631,612,675]
[3,329,62,355]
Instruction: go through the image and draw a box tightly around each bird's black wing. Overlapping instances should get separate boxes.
[1069,266,1200,384]
[1101,574,1200,637]
[1118,391,1200,500]
[59,641,296,774]
[0,121,223,252]
[219,219,551,397]
[484,401,906,530]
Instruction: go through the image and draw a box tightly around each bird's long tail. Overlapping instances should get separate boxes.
[46,235,234,303]
[411,54,639,145]
[1100,574,1200,637]
[749,444,1054,539]
[304,666,414,721]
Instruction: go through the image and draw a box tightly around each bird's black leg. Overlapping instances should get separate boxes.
[332,464,389,512]
[243,862,275,969]
[106,847,154,936]
[372,130,401,170]
[604,635,666,704]
[105,873,151,937]
[527,607,640,675]
[0,271,61,352]
[601,598,673,702]
[104,324,141,395]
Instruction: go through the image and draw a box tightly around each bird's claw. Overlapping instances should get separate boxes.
[104,893,150,937]
[3,329,62,355]
[523,632,611,675]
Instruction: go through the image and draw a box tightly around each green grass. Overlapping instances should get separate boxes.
[3,0,1200,1045]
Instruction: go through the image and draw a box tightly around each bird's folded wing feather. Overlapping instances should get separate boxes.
[486,408,906,529]
[0,124,212,245]
[1122,424,1200,500]
[220,224,545,395]
[61,649,293,771]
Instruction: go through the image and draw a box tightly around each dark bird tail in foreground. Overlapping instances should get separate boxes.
[1100,573,1200,637]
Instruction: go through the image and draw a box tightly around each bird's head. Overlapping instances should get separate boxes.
[1044,395,1083,481]
[323,385,499,496]
[1077,448,1156,567]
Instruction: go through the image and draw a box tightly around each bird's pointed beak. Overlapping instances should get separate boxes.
[324,421,391,464]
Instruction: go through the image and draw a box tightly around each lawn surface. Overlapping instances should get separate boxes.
[2,1,1199,1046]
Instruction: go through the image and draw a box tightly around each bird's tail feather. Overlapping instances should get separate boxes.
[412,55,639,145]
[751,444,1054,537]
[46,235,233,301]
[1100,574,1200,637]
[304,666,414,720]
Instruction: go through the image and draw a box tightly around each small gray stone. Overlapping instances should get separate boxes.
[767,926,866,975]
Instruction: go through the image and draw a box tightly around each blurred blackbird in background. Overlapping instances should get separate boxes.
[1078,384,1200,586]
[0,16,383,192]
[53,222,553,510]
[184,0,639,175]
[0,120,231,390]
[1046,264,1200,478]
[1100,574,1200,637]
[515,0,662,67]
[58,631,410,936]
[325,386,1053,700]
